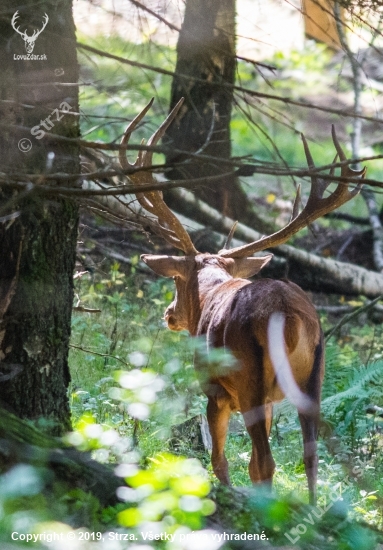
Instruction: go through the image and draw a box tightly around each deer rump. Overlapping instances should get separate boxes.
[196,277,324,492]
[199,278,322,402]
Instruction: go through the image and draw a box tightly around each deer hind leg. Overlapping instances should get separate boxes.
[299,337,324,505]
[298,411,319,505]
[265,401,273,437]
[242,401,275,486]
[206,388,232,485]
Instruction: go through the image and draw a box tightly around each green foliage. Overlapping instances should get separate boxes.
[322,361,383,415]
[0,464,104,547]
[78,35,174,148]
[3,30,383,546]
[67,370,215,543]
[2,263,383,547]
[117,454,214,530]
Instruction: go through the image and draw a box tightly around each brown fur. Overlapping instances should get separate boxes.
[143,253,324,503]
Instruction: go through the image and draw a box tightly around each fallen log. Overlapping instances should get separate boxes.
[0,407,123,508]
[82,181,383,297]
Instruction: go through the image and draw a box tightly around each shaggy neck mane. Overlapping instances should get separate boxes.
[197,264,232,299]
[184,262,233,335]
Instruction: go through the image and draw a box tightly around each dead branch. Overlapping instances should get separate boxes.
[324,294,383,340]
[72,306,101,313]
[69,344,129,366]
[87,239,150,270]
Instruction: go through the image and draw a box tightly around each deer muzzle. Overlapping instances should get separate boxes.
[164,304,183,331]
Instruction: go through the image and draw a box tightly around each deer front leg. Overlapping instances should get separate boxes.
[206,389,232,485]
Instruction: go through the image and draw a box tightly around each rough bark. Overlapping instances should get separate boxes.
[164,0,252,222]
[0,0,79,434]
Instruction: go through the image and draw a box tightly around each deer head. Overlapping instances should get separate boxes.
[120,98,365,334]
[12,11,48,54]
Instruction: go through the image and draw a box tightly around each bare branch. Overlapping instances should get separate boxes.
[76,42,383,126]
[325,294,383,341]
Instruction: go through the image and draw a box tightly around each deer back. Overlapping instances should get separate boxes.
[196,275,322,402]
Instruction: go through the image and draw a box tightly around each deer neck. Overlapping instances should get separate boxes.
[186,266,232,336]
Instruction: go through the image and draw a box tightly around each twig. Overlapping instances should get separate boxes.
[324,294,383,341]
[69,344,129,366]
[316,303,383,314]
[72,306,101,313]
[76,42,383,125]
[316,304,355,314]
[336,234,354,260]
[89,240,150,270]
[127,0,180,32]
[73,271,89,280]
[325,212,370,225]
[0,212,20,223]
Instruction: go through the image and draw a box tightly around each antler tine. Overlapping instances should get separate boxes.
[301,133,328,198]
[290,184,301,221]
[11,11,24,36]
[144,97,184,167]
[120,99,198,255]
[119,99,155,214]
[119,97,154,172]
[219,221,238,252]
[220,128,365,259]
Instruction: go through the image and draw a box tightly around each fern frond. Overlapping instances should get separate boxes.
[321,361,383,416]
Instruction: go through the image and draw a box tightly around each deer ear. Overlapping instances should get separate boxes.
[141,255,189,279]
[231,254,273,278]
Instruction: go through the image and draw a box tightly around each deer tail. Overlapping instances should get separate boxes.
[267,312,316,414]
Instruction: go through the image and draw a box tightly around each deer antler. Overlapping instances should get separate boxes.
[11,11,26,38]
[120,98,198,255]
[32,13,49,39]
[220,126,366,259]
[11,11,48,38]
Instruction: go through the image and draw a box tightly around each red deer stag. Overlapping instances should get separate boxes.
[120,99,365,504]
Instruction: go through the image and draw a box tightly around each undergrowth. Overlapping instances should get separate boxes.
[68,261,383,541]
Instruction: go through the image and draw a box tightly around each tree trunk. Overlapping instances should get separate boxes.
[0,0,79,434]
[334,1,383,273]
[164,0,251,222]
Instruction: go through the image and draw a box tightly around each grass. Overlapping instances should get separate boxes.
[69,261,383,536]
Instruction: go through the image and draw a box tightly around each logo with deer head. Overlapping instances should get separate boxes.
[11,11,48,54]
